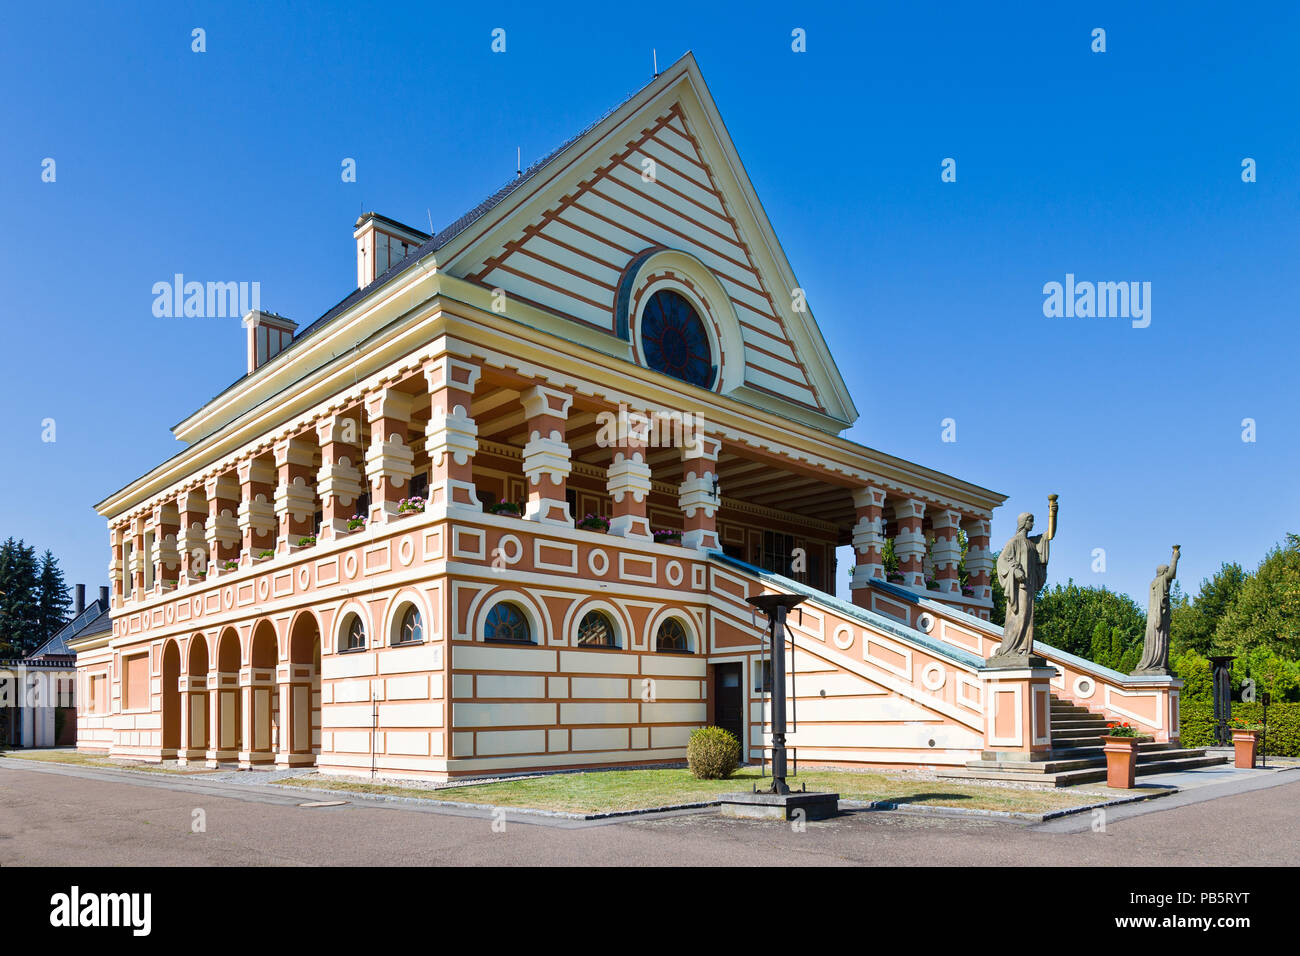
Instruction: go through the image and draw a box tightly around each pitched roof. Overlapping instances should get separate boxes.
[34,598,111,658]
[183,75,655,425]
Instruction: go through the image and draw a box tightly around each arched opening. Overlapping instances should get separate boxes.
[287,612,322,765]
[214,627,243,759]
[161,640,181,755]
[185,633,210,755]
[248,621,279,764]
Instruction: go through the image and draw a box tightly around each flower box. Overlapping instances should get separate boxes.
[1101,736,1140,789]
[652,530,682,545]
[1231,729,1259,769]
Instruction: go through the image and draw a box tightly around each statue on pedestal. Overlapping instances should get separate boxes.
[987,495,1057,667]
[1133,545,1180,676]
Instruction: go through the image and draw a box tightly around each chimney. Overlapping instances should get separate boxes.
[99,586,110,609]
[354,212,430,290]
[242,310,298,374]
[75,584,85,616]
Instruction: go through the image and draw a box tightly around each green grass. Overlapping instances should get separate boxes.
[0,749,182,773]
[275,767,1102,814]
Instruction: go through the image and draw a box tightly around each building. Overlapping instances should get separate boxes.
[3,585,108,748]
[77,54,1183,779]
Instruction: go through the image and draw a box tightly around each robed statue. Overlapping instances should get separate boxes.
[988,495,1058,666]
[1133,545,1180,676]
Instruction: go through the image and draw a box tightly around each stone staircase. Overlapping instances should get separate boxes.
[935,693,1227,788]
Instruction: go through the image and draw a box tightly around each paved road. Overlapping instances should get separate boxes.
[1,760,1297,866]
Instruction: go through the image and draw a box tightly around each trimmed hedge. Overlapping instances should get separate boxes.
[687,726,740,779]
[1181,699,1300,756]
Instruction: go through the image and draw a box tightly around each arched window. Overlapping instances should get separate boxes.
[641,289,715,388]
[394,605,423,645]
[340,613,366,652]
[576,610,617,648]
[484,602,532,644]
[655,618,690,653]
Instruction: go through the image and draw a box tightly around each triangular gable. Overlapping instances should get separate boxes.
[440,53,858,429]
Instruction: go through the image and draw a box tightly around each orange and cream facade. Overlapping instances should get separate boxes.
[73,54,1179,778]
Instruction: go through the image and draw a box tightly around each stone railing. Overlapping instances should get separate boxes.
[865,579,1182,743]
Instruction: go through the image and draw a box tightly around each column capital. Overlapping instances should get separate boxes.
[423,354,482,395]
[852,485,887,511]
[520,383,573,421]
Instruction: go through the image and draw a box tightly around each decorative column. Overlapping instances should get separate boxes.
[237,457,277,563]
[315,414,364,540]
[606,410,652,538]
[108,525,125,608]
[520,384,573,525]
[365,386,415,522]
[205,662,222,767]
[204,472,241,573]
[979,664,1055,761]
[962,516,994,616]
[176,490,207,582]
[929,508,963,595]
[274,437,317,551]
[679,432,721,550]
[423,355,481,514]
[238,661,254,769]
[150,501,180,592]
[891,498,927,589]
[850,485,887,606]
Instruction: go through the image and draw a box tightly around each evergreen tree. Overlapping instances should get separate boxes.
[34,550,72,648]
[0,538,39,657]
[1033,579,1146,660]
[1170,561,1248,656]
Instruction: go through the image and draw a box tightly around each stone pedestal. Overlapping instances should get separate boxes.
[719,790,839,821]
[979,665,1056,759]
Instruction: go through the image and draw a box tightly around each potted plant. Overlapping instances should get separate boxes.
[925,578,940,591]
[222,560,239,572]
[886,571,905,584]
[1101,721,1141,789]
[346,515,367,532]
[298,534,317,548]
[1228,717,1263,769]
[255,549,274,562]
[486,499,522,517]
[652,528,682,545]
[577,513,610,533]
[396,496,426,515]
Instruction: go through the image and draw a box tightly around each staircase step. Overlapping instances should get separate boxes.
[938,750,1228,788]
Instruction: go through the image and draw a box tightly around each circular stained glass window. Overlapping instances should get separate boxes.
[641,289,715,388]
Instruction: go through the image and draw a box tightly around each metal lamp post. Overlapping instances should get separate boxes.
[746,592,805,796]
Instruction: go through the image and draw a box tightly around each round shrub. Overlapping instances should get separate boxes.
[687,726,740,779]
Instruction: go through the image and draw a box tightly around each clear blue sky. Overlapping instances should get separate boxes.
[2,2,1296,608]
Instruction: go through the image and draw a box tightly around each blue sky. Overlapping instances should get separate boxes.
[2,2,1296,607]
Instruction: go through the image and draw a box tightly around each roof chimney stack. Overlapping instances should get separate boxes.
[75,583,85,616]
[242,310,298,374]
[353,212,430,290]
[99,586,110,609]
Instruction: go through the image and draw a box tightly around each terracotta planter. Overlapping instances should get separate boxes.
[1102,736,1140,789]
[1231,730,1259,769]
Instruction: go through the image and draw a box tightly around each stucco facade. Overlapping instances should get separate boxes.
[74,54,1177,779]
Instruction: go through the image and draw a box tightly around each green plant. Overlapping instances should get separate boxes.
[577,514,610,532]
[487,500,522,516]
[397,496,426,514]
[1228,717,1265,732]
[686,726,740,780]
[223,560,238,571]
[347,515,367,531]
[652,528,682,542]
[1104,721,1139,738]
[1180,700,1300,756]
[298,535,316,547]
[258,550,274,559]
